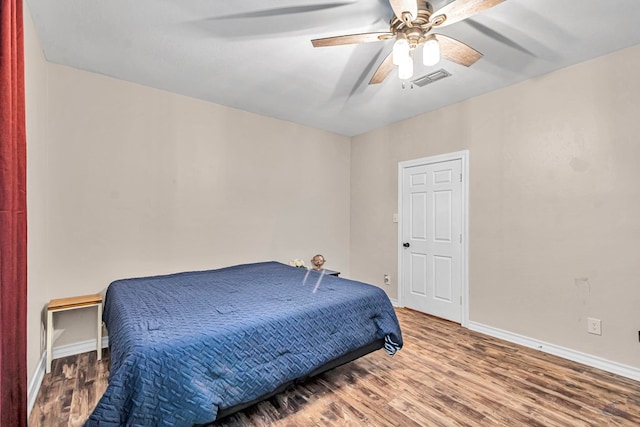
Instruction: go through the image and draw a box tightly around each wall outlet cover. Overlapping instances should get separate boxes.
[587,317,602,335]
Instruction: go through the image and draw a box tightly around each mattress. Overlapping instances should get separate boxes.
[85,261,403,426]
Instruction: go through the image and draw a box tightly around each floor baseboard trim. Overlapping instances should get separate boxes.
[28,337,109,415]
[27,353,46,415]
[468,321,640,382]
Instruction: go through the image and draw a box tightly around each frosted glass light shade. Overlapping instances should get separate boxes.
[423,38,441,66]
[393,38,410,66]
[398,56,414,80]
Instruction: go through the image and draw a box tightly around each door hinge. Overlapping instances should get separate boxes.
[459,234,462,244]
[460,296,462,305]
[460,173,462,182]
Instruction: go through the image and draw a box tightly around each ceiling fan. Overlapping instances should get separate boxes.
[311,0,505,84]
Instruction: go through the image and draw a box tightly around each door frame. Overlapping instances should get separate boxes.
[397,150,470,326]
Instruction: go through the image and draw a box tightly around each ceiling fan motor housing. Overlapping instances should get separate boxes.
[390,1,444,48]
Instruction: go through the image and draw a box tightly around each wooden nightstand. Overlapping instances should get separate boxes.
[311,268,340,277]
[46,294,103,374]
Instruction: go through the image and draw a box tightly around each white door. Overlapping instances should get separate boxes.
[400,158,463,323]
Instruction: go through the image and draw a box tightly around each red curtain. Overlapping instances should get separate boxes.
[0,0,27,424]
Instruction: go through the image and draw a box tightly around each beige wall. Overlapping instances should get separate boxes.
[351,44,640,368]
[24,2,50,386]
[24,8,350,382]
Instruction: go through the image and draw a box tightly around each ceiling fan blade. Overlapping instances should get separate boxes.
[463,19,535,57]
[389,0,418,24]
[369,51,394,84]
[431,0,505,28]
[312,32,392,47]
[434,34,482,66]
[212,2,355,19]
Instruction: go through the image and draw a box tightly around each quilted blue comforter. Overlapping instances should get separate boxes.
[85,261,402,426]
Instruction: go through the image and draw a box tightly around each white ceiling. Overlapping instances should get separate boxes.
[26,0,640,136]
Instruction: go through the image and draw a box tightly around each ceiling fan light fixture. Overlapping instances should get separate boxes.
[310,0,501,86]
[398,55,414,80]
[422,37,440,66]
[392,37,410,66]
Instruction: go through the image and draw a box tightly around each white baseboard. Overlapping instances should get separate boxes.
[390,298,400,307]
[27,353,46,415]
[468,321,640,382]
[28,337,109,415]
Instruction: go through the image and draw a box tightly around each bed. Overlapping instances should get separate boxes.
[85,261,403,426]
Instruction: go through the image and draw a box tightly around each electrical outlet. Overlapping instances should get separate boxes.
[384,274,390,285]
[587,317,602,335]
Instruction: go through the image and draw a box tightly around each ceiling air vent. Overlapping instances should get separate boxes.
[412,69,452,87]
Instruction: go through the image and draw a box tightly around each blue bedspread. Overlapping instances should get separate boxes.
[85,261,402,426]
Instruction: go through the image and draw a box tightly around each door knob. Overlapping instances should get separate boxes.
[403,242,410,248]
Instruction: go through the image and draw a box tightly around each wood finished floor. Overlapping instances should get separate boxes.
[29,308,640,426]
